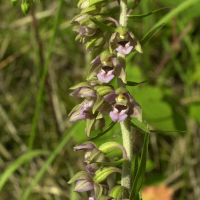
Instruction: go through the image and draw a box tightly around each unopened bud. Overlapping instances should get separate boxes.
[10,0,19,6]
[21,2,31,15]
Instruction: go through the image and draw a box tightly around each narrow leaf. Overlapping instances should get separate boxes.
[130,118,149,133]
[95,158,128,166]
[128,7,170,19]
[0,150,49,190]
[90,18,115,32]
[150,130,185,134]
[127,80,149,86]
[89,121,116,140]
[140,24,164,46]
[129,132,150,199]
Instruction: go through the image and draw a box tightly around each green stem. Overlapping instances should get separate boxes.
[20,0,63,198]
[118,0,133,192]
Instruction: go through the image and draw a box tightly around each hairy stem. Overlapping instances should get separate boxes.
[118,0,133,193]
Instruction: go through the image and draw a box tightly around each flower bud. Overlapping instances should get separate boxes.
[10,0,18,6]
[21,2,31,15]
[93,166,122,183]
[78,0,90,9]
[109,185,129,200]
[99,142,127,159]
[94,85,114,96]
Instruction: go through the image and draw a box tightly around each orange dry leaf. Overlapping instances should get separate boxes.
[142,185,174,200]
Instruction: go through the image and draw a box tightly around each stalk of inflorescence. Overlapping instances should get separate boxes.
[117,0,133,192]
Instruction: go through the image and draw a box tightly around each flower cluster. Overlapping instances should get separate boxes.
[68,141,130,200]
[68,0,146,199]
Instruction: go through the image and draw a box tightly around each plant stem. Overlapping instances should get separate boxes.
[118,0,133,192]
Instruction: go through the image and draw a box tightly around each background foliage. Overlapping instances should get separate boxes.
[0,0,200,199]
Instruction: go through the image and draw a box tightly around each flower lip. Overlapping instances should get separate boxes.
[102,66,114,73]
[117,40,129,47]
[115,104,128,112]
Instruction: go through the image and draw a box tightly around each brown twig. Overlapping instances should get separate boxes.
[153,21,192,78]
[30,6,62,137]
[127,0,141,15]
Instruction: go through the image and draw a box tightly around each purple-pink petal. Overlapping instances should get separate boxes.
[69,111,89,122]
[116,42,133,55]
[97,71,115,83]
[74,179,94,192]
[110,110,128,122]
[73,142,97,151]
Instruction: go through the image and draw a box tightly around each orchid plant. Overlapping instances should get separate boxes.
[10,0,165,199]
[66,0,162,199]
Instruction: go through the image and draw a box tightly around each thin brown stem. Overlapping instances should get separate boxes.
[30,6,62,137]
[127,0,141,15]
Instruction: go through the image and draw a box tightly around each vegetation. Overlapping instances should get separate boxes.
[0,0,200,199]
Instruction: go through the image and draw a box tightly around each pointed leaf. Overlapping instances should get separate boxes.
[140,24,164,46]
[127,80,149,86]
[90,18,116,32]
[86,118,96,137]
[129,132,149,199]
[130,118,149,133]
[150,130,185,134]
[128,7,170,19]
[89,121,116,140]
[95,158,128,166]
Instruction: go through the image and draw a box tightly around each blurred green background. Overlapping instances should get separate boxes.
[0,0,200,199]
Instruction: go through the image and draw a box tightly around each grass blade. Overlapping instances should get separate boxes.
[0,150,49,190]
[20,121,82,200]
[129,132,150,199]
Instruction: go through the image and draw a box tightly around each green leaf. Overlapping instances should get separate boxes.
[128,7,170,19]
[130,118,149,133]
[140,23,164,46]
[131,154,139,184]
[129,132,150,199]
[150,130,185,134]
[127,80,150,86]
[89,121,116,140]
[0,150,49,190]
[90,18,116,32]
[95,158,128,166]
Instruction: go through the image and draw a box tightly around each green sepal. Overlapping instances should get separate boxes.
[68,102,83,116]
[95,158,128,166]
[88,148,106,163]
[94,183,104,200]
[115,26,128,35]
[93,95,104,114]
[93,166,122,183]
[90,18,116,32]
[115,86,128,95]
[21,2,31,15]
[109,185,128,199]
[94,85,114,96]
[80,16,97,29]
[130,118,150,133]
[99,142,127,158]
[68,171,92,184]
[81,5,101,15]
[90,0,106,6]
[140,23,164,46]
[86,33,105,50]
[77,0,89,9]
[10,0,19,6]
[86,118,96,137]
[69,82,91,90]
[100,50,113,62]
